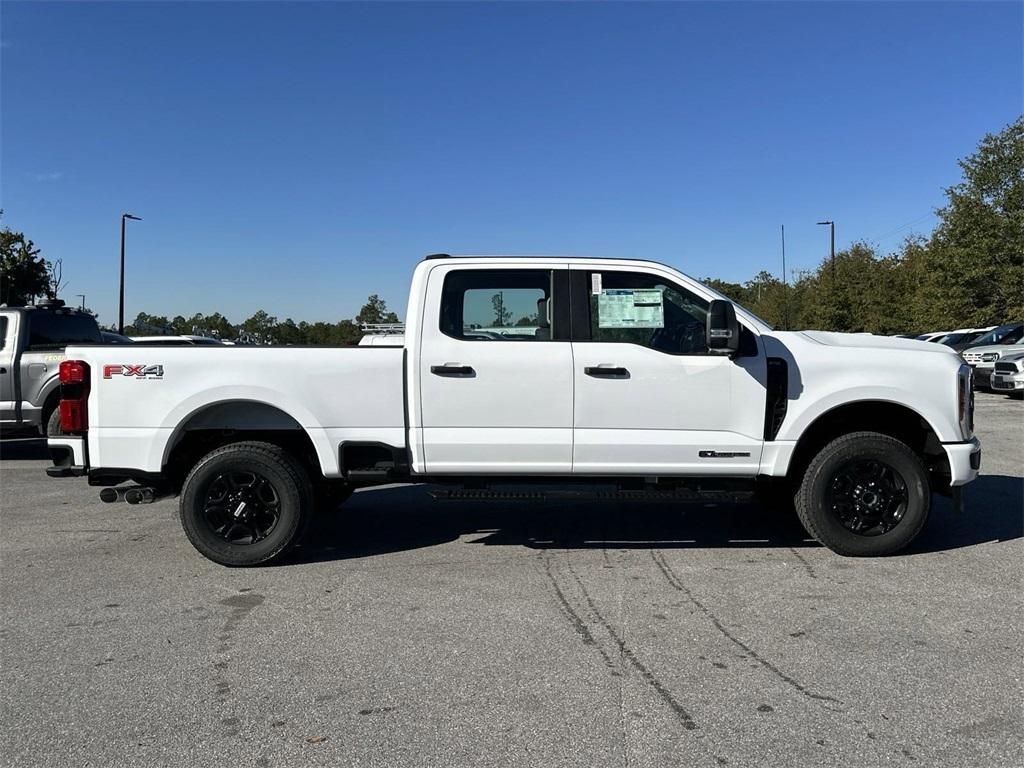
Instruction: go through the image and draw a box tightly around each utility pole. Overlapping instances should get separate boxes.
[781,225,788,331]
[119,213,142,334]
[817,220,835,282]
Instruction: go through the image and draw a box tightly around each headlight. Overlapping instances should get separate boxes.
[982,352,1000,362]
[958,364,974,438]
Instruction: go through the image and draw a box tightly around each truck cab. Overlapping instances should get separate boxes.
[46,255,981,566]
[0,299,102,435]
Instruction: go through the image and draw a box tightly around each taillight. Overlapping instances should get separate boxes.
[59,359,88,384]
[59,398,87,432]
[58,359,90,433]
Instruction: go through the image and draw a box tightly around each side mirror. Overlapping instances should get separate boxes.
[706,299,739,355]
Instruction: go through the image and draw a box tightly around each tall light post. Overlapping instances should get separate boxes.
[119,213,142,334]
[75,294,86,311]
[817,220,835,282]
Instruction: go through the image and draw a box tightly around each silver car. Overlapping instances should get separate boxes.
[991,351,1024,395]
[0,300,103,435]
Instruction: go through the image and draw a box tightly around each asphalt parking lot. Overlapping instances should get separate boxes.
[1,393,1021,768]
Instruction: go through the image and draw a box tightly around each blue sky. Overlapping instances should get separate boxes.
[2,1,1021,326]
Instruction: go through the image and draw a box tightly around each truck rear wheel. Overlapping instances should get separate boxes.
[46,407,64,437]
[794,431,930,556]
[179,441,313,567]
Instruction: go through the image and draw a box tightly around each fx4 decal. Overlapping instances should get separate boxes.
[103,364,164,380]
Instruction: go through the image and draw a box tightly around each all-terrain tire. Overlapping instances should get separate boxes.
[794,431,930,556]
[180,441,313,566]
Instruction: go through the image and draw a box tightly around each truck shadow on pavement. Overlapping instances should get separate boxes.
[294,474,1022,564]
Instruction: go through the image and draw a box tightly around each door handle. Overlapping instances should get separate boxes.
[584,365,629,379]
[431,364,475,377]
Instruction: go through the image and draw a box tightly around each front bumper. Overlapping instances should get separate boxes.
[942,437,981,487]
[991,372,1024,391]
[47,436,87,477]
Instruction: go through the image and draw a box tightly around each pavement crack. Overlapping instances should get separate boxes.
[650,550,841,706]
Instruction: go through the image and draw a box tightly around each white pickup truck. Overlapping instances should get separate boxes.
[47,255,980,566]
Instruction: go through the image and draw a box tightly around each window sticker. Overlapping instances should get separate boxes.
[597,288,665,328]
[591,273,602,295]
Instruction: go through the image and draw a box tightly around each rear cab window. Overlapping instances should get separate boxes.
[27,312,102,350]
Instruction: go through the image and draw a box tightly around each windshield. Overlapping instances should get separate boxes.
[938,331,983,346]
[971,325,1023,346]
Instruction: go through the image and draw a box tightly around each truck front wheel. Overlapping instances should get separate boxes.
[794,431,930,556]
[180,441,313,567]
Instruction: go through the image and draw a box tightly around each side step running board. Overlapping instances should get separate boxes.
[429,488,755,503]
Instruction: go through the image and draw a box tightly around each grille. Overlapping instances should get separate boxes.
[963,351,983,364]
[994,361,1020,374]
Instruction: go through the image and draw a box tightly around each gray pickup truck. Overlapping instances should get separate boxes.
[0,299,103,436]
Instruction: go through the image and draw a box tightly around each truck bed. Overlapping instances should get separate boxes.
[67,345,406,477]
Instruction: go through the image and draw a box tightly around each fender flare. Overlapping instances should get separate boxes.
[154,387,338,476]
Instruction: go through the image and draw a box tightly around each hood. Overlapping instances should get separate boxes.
[795,330,960,355]
[962,342,1024,356]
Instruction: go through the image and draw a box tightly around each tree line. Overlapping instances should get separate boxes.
[3,117,1020,340]
[124,295,399,345]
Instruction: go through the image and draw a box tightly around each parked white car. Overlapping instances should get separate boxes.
[47,255,980,565]
[963,337,1024,388]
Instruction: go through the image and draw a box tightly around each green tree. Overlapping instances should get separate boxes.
[355,294,399,325]
[240,310,278,344]
[914,116,1024,327]
[0,219,50,306]
[491,293,512,327]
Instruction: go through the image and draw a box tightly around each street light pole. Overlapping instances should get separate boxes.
[817,220,835,281]
[119,213,142,334]
[75,294,86,311]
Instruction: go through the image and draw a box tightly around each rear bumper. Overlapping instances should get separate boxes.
[942,437,981,487]
[47,436,87,477]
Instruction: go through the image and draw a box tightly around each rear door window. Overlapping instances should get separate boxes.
[27,312,102,350]
[440,269,556,341]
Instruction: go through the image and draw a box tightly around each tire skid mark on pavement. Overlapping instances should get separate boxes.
[649,550,840,706]
[558,552,733,767]
[212,591,266,738]
[786,547,819,579]
[560,555,701,731]
[652,551,931,762]
[543,550,730,765]
[542,554,620,674]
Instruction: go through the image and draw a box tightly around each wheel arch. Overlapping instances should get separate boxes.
[161,399,328,487]
[787,399,945,484]
[38,375,62,425]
